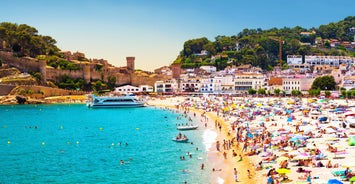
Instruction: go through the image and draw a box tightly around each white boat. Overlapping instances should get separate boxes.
[87,94,145,108]
[177,124,198,130]
[173,133,189,142]
[172,137,189,142]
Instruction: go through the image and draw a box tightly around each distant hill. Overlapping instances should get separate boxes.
[173,16,355,71]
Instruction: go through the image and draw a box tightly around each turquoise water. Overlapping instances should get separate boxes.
[0,104,211,184]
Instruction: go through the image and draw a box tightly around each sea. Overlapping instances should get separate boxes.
[0,104,215,184]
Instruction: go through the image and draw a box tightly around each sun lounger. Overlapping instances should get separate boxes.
[316,153,327,160]
[332,170,352,176]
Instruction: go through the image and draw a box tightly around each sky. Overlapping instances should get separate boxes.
[1,0,354,71]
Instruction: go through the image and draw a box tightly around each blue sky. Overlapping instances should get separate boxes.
[1,0,354,71]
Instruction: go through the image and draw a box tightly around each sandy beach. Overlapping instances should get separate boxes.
[147,95,355,184]
[147,96,256,184]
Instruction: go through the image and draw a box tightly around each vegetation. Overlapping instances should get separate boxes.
[107,76,116,91]
[291,90,302,96]
[248,88,256,95]
[29,72,42,81]
[0,23,82,71]
[0,22,60,57]
[308,89,321,96]
[58,75,86,90]
[311,76,336,90]
[274,88,281,96]
[257,88,266,95]
[174,16,355,70]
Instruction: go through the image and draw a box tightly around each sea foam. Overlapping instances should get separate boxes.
[202,129,217,151]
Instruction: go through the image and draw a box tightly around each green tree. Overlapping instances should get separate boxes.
[347,90,352,99]
[311,76,336,90]
[325,90,331,98]
[291,90,302,96]
[248,88,257,95]
[182,37,210,57]
[257,88,266,95]
[92,80,107,92]
[107,76,116,90]
[30,72,41,81]
[274,88,281,96]
[281,90,286,96]
[308,89,321,97]
[341,90,347,99]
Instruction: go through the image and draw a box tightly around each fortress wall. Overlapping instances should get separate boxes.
[14,85,87,97]
[0,51,41,73]
[0,84,16,95]
[0,51,161,87]
[131,74,169,87]
[0,68,20,78]
[115,73,131,86]
[46,68,85,81]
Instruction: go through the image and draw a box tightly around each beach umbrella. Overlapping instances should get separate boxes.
[276,156,289,163]
[342,162,355,168]
[290,135,307,142]
[293,155,310,160]
[276,168,291,174]
[288,150,301,156]
[328,179,343,184]
[306,144,317,150]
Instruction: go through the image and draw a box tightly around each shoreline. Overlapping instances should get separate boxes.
[147,95,355,184]
[4,94,355,183]
[147,96,256,184]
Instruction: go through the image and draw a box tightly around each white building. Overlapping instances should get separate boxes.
[200,66,217,73]
[341,76,355,90]
[139,85,154,93]
[154,79,178,93]
[305,55,355,67]
[287,55,303,65]
[114,85,140,93]
[234,73,266,94]
[282,77,314,94]
[217,75,235,93]
[200,77,222,93]
[180,77,201,93]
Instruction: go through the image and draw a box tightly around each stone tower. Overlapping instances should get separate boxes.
[171,63,181,79]
[83,64,91,83]
[39,60,47,83]
[126,57,135,72]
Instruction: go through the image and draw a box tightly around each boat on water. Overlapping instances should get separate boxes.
[87,93,145,108]
[173,133,189,142]
[172,137,189,142]
[177,124,198,130]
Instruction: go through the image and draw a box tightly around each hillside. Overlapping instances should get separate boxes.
[174,16,355,70]
[0,22,166,93]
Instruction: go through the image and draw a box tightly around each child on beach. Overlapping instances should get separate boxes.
[233,168,238,182]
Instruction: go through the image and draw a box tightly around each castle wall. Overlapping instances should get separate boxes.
[0,51,169,88]
[0,84,16,95]
[9,85,87,97]
[131,74,170,87]
[0,51,41,73]
[0,68,20,78]
[46,68,84,81]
